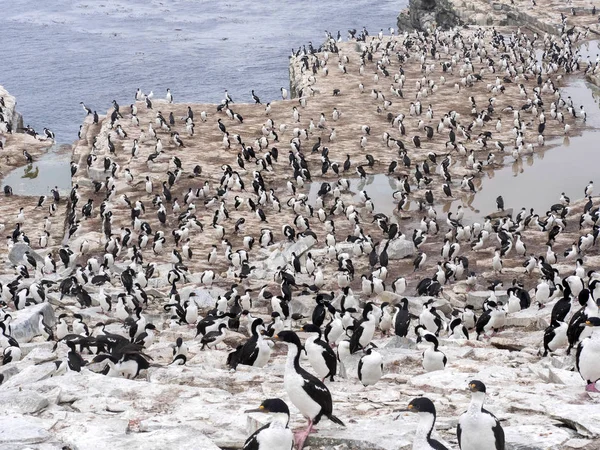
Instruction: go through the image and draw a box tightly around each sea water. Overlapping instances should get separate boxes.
[0,0,402,142]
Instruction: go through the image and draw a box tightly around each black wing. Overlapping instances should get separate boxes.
[567,308,585,345]
[358,358,363,382]
[242,425,266,450]
[476,311,491,335]
[430,438,449,450]
[227,345,243,369]
[457,422,462,448]
[67,351,86,372]
[551,299,570,323]
[482,409,505,450]
[202,330,220,344]
[575,340,584,374]
[395,310,410,337]
[543,326,556,355]
[298,366,333,421]
[316,339,337,377]
[349,326,364,354]
[238,336,260,366]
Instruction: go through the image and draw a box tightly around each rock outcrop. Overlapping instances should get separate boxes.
[0,84,23,133]
[396,0,596,34]
[397,0,464,32]
[587,72,600,89]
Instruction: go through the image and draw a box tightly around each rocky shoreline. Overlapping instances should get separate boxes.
[0,7,599,450]
[397,0,600,35]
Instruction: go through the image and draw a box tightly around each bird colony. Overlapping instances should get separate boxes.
[1,22,600,450]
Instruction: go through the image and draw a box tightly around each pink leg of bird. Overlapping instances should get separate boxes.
[585,382,600,392]
[294,419,313,449]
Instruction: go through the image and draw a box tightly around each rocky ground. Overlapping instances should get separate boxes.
[398,0,600,37]
[1,13,600,450]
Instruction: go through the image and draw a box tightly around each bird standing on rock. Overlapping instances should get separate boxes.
[397,397,449,450]
[244,398,294,450]
[301,323,337,382]
[457,380,505,450]
[358,348,383,386]
[576,317,600,392]
[273,331,345,449]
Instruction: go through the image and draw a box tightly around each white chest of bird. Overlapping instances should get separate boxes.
[423,346,446,372]
[327,316,344,345]
[358,350,383,386]
[305,336,331,379]
[458,402,502,449]
[359,315,377,348]
[506,292,521,313]
[379,307,395,334]
[577,328,600,385]
[489,308,506,330]
[284,346,321,419]
[254,334,272,368]
[254,421,293,450]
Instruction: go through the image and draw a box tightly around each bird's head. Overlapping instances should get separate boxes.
[395,397,437,419]
[245,398,290,416]
[300,324,320,334]
[468,379,486,393]
[584,317,600,327]
[272,330,302,348]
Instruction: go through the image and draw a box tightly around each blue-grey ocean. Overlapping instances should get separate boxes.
[0,1,599,217]
[0,0,402,142]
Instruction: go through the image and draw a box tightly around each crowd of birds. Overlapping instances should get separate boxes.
[1,19,600,450]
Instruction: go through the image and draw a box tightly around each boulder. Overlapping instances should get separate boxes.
[189,288,219,309]
[0,416,51,448]
[548,404,600,438]
[264,248,287,271]
[0,389,49,414]
[504,424,573,450]
[386,237,415,260]
[383,336,416,349]
[283,235,316,260]
[466,290,507,309]
[586,73,600,89]
[290,294,315,318]
[486,208,513,219]
[8,243,44,266]
[1,362,58,388]
[397,0,464,32]
[505,308,548,329]
[564,439,597,449]
[547,368,585,387]
[10,302,56,343]
[87,166,109,182]
[248,412,409,450]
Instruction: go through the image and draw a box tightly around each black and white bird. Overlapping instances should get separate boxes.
[457,380,505,450]
[243,398,294,450]
[251,90,262,104]
[273,331,345,449]
[200,323,227,350]
[394,298,411,337]
[357,348,383,386]
[576,317,600,392]
[301,324,337,382]
[542,320,568,356]
[227,318,271,370]
[398,397,449,450]
[476,301,505,339]
[43,128,55,139]
[421,334,447,372]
